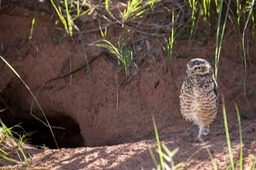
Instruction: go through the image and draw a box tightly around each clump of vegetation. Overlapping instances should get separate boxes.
[1,0,256,168]
[0,55,59,149]
[0,119,30,166]
[150,97,256,169]
[95,39,133,75]
[50,0,92,37]
[49,0,256,77]
[163,7,176,61]
[150,117,185,170]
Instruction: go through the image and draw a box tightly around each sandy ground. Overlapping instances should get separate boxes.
[0,1,256,169]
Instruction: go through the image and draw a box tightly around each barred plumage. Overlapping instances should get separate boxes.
[179,58,218,141]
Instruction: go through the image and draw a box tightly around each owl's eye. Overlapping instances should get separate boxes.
[194,66,202,70]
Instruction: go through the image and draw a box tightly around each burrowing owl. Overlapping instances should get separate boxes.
[179,58,218,141]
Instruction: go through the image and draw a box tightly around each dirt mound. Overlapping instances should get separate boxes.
[0,1,183,147]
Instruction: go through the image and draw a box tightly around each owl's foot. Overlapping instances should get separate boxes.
[196,125,210,142]
[202,126,209,136]
[198,125,210,136]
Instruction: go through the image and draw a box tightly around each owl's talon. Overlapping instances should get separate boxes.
[202,127,209,136]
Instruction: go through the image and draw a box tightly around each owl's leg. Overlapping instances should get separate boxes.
[196,125,210,142]
[197,126,204,142]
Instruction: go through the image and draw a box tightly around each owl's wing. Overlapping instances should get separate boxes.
[213,82,218,96]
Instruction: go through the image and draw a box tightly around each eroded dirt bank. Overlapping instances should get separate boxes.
[0,1,256,169]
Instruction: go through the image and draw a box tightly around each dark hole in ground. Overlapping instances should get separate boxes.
[0,110,85,149]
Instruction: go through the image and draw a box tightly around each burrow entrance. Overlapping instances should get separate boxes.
[0,110,84,149]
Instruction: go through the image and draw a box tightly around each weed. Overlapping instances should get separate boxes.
[150,97,256,169]
[95,39,133,75]
[235,103,243,170]
[188,0,198,39]
[0,55,58,149]
[121,0,159,24]
[241,0,256,95]
[122,0,143,23]
[103,0,160,28]
[150,116,217,169]
[222,96,235,170]
[146,0,159,10]
[150,117,185,170]
[50,0,92,36]
[0,120,29,165]
[151,117,164,170]
[200,0,211,21]
[214,0,231,79]
[28,17,36,40]
[163,7,175,61]
[243,1,256,37]
[222,97,256,169]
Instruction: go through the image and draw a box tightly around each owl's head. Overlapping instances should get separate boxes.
[186,58,213,76]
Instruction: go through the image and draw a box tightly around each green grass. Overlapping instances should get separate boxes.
[150,117,217,169]
[151,117,164,170]
[235,103,243,170]
[95,39,133,75]
[222,96,235,170]
[0,55,58,149]
[214,0,231,79]
[50,0,92,36]
[188,0,198,39]
[163,7,175,61]
[150,117,185,170]
[222,97,256,169]
[2,0,256,168]
[122,0,143,23]
[49,1,256,78]
[241,0,256,95]
[0,119,29,165]
[200,0,211,21]
[28,17,36,40]
[151,98,256,169]
[108,0,159,25]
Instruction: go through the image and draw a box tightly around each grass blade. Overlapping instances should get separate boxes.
[241,0,255,95]
[152,116,165,170]
[215,0,231,79]
[222,95,235,170]
[234,103,243,170]
[0,55,59,149]
[0,120,28,165]
[28,17,36,40]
